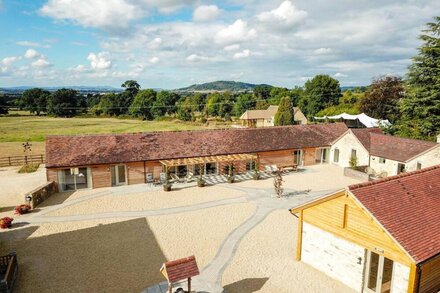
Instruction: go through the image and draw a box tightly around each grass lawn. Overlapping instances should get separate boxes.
[0,115,231,156]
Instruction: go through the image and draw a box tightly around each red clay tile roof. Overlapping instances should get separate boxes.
[350,128,383,150]
[351,130,438,162]
[45,123,348,168]
[161,255,199,283]
[348,165,440,263]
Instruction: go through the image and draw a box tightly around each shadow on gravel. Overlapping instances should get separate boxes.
[223,277,269,293]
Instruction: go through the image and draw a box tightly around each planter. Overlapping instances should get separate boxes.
[163,184,172,192]
[227,176,235,183]
[0,217,13,229]
[253,172,260,180]
[15,204,31,215]
[197,179,205,187]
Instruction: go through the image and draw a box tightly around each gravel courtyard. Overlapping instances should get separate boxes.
[0,164,361,292]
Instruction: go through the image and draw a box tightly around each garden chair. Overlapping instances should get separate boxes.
[185,173,195,183]
[146,173,154,186]
[159,172,167,184]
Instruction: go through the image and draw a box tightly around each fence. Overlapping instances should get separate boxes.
[0,154,45,167]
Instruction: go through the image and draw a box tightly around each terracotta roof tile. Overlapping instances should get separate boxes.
[351,130,438,162]
[348,165,440,263]
[162,255,199,283]
[45,123,348,168]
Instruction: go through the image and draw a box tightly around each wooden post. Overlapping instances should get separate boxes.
[188,277,191,293]
[295,210,303,261]
[41,154,44,163]
[168,282,172,293]
[8,157,11,166]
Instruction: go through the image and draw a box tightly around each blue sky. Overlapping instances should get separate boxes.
[0,0,439,89]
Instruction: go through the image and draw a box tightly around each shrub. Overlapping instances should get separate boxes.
[18,163,40,173]
[349,156,358,168]
[0,217,13,229]
[15,204,32,215]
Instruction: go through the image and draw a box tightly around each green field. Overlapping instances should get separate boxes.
[0,115,230,157]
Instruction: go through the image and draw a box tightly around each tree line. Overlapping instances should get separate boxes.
[1,16,439,141]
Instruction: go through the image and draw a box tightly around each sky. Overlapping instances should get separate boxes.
[0,0,438,89]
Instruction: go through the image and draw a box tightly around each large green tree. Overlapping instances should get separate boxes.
[177,95,198,121]
[129,89,157,120]
[274,97,295,126]
[47,88,78,117]
[151,91,180,118]
[396,16,440,140]
[233,93,256,116]
[21,88,50,115]
[360,76,403,121]
[0,94,8,115]
[301,75,342,116]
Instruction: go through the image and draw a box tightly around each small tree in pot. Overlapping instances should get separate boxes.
[163,168,172,192]
[197,164,205,187]
[274,170,284,198]
[253,160,260,180]
[227,163,235,183]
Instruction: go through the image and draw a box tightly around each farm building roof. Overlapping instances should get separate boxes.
[351,129,438,162]
[45,123,348,168]
[348,165,440,263]
[239,105,302,120]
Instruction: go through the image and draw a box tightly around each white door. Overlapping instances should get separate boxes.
[364,251,393,293]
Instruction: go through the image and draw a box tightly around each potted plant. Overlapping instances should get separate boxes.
[227,163,235,183]
[0,217,13,229]
[253,161,260,180]
[14,204,32,215]
[163,169,172,192]
[197,164,205,187]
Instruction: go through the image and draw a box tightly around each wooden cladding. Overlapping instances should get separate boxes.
[418,254,440,293]
[302,193,412,266]
[91,165,111,188]
[258,149,295,167]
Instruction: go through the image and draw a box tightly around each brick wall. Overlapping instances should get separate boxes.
[302,222,365,292]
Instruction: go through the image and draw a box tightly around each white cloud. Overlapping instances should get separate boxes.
[314,48,333,55]
[233,49,251,59]
[224,44,240,51]
[40,0,145,29]
[24,49,40,59]
[31,58,52,68]
[143,0,198,13]
[334,72,348,78]
[186,54,210,62]
[216,19,257,45]
[257,1,307,30]
[193,5,220,22]
[149,57,159,64]
[1,56,21,67]
[87,52,112,70]
[16,41,51,48]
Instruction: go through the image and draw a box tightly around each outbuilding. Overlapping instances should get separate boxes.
[291,165,440,293]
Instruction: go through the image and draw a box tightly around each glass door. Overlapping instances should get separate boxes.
[364,251,393,293]
[111,165,126,186]
[293,150,303,166]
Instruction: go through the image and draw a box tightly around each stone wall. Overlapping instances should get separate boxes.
[302,222,365,292]
[344,166,372,181]
[391,261,410,293]
[25,181,58,208]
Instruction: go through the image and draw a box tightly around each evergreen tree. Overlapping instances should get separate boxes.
[397,16,440,140]
[274,97,295,126]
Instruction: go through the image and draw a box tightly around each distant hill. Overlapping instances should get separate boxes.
[0,86,123,95]
[175,81,273,92]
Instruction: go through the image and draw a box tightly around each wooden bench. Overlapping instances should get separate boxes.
[278,164,298,172]
[0,252,18,293]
